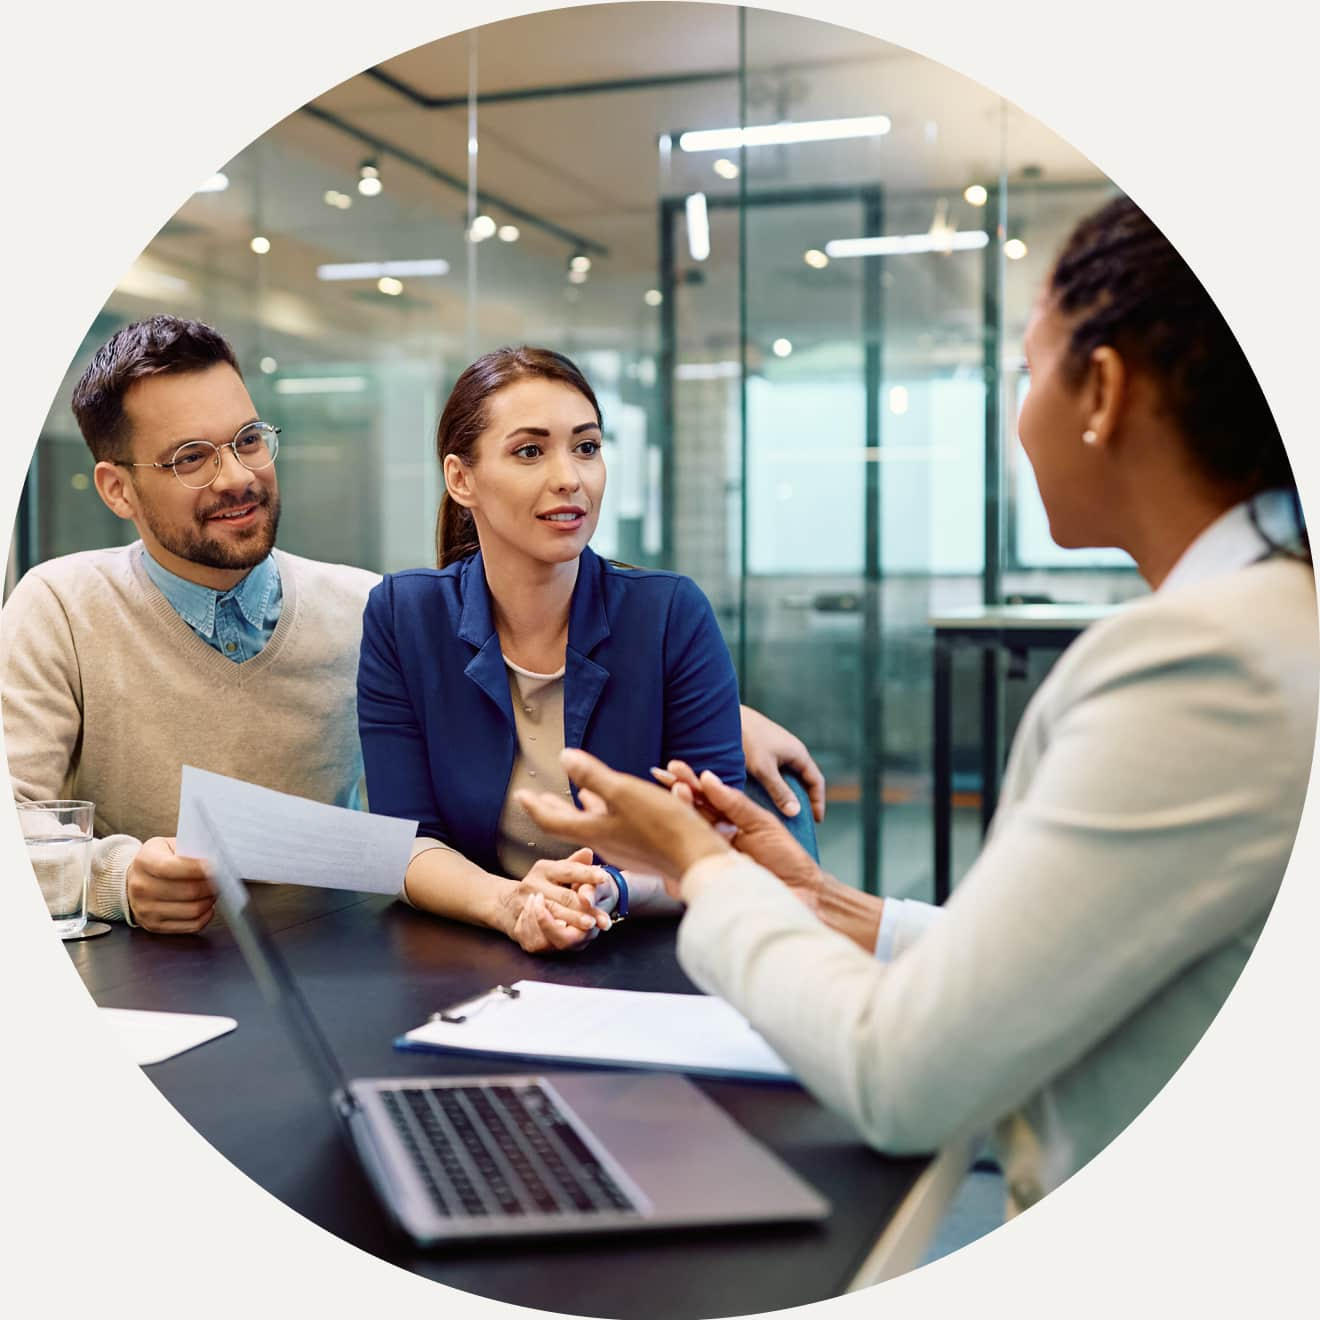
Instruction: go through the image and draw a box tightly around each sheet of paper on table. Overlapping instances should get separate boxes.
[175,765,418,897]
[99,1007,237,1066]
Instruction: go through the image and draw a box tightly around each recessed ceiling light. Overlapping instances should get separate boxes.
[377,276,404,295]
[259,356,278,374]
[643,288,664,307]
[772,338,793,358]
[713,158,739,180]
[803,249,829,269]
[963,184,988,207]
[889,385,909,415]
[469,214,496,242]
[1004,238,1028,260]
[249,235,271,255]
[568,269,589,285]
[569,253,592,274]
[498,224,520,242]
[358,160,382,197]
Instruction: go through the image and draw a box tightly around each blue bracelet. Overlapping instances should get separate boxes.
[600,865,629,923]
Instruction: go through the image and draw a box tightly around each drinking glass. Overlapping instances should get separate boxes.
[19,800,93,937]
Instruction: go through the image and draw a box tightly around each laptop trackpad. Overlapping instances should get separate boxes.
[545,1072,830,1225]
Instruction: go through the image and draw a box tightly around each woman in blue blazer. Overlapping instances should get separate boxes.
[358,346,745,953]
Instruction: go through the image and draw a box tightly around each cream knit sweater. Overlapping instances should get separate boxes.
[1,543,378,921]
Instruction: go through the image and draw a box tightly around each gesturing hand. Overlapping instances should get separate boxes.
[657,762,826,912]
[126,836,216,934]
[516,751,729,896]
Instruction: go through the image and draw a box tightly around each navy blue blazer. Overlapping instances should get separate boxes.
[357,547,744,875]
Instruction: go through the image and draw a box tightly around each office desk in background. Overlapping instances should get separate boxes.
[930,605,1119,903]
[67,886,947,1320]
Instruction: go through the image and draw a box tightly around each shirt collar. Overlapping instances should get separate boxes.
[140,548,279,637]
[1159,489,1302,594]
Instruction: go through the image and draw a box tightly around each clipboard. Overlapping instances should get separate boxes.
[394,979,794,1082]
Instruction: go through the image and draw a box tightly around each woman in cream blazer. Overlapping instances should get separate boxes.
[516,196,1317,1211]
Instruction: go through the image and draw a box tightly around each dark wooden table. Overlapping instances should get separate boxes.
[68,886,928,1320]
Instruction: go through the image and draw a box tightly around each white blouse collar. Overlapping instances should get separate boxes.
[1159,489,1302,594]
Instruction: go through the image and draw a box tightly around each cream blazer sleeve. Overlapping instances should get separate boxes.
[677,565,1317,1155]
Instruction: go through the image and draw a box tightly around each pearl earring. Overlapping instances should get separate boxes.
[1082,429,1099,446]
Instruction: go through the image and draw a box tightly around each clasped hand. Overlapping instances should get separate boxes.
[506,849,614,954]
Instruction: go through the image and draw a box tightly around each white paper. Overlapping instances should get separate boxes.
[403,980,793,1081]
[99,1007,237,1066]
[176,765,417,897]
[188,798,250,913]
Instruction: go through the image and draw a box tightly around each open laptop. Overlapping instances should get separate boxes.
[193,803,830,1245]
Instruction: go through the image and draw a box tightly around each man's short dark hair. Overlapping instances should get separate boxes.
[71,316,241,462]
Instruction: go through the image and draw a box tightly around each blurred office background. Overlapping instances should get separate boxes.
[10,3,1146,904]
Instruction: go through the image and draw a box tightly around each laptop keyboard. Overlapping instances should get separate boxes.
[379,1083,642,1219]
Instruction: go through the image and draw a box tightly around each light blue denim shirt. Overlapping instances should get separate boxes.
[140,547,282,662]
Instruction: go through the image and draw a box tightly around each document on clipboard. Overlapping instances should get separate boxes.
[396,979,795,1082]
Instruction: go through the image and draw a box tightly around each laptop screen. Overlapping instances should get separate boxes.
[192,801,354,1106]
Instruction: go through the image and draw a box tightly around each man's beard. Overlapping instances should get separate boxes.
[140,485,281,571]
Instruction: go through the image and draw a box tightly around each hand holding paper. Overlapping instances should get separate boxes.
[176,766,418,897]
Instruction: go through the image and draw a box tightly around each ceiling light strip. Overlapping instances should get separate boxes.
[679,115,891,153]
[686,192,711,262]
[273,376,369,395]
[317,259,451,280]
[825,231,989,258]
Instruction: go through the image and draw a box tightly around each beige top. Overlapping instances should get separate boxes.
[496,660,577,877]
[1,543,378,921]
[410,658,579,881]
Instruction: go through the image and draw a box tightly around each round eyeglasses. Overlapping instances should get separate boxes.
[119,422,280,489]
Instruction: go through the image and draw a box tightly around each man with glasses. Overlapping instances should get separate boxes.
[1,316,378,932]
[2,315,825,935]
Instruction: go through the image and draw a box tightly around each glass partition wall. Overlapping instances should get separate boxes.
[11,2,1138,899]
